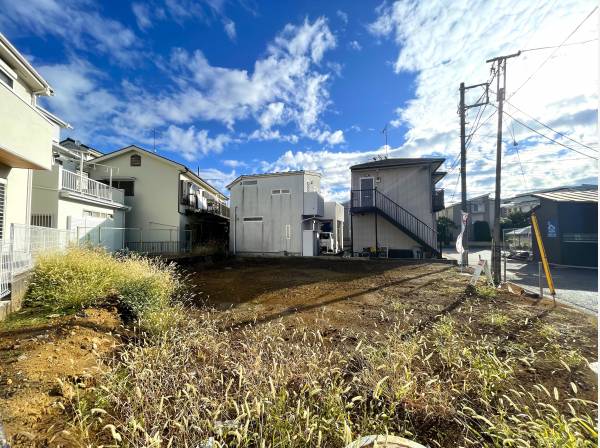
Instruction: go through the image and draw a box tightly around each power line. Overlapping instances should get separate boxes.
[509,6,598,100]
[521,38,597,53]
[502,108,599,160]
[505,100,599,152]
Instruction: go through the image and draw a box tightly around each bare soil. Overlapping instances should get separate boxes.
[0,257,597,446]
[0,308,124,447]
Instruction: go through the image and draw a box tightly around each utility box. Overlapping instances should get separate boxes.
[302,229,319,256]
[303,192,324,217]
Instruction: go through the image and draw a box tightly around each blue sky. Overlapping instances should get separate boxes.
[1,0,597,201]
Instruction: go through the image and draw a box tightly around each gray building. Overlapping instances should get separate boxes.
[227,171,343,256]
[437,193,495,243]
[349,158,445,258]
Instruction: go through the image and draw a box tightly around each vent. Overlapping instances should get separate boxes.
[241,180,257,185]
[243,217,263,222]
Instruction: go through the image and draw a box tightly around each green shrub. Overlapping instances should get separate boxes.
[25,247,179,327]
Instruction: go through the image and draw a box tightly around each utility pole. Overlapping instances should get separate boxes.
[459,83,468,267]
[486,51,520,284]
[458,81,489,266]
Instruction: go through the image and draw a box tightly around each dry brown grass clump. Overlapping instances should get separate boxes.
[69,304,597,447]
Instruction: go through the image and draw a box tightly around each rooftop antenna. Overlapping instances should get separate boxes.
[382,124,389,158]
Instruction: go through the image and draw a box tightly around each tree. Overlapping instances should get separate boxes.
[473,220,491,241]
[437,216,457,247]
[507,210,530,228]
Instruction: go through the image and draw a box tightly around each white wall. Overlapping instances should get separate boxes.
[230,172,323,255]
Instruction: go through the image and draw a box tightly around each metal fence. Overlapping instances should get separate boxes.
[0,223,198,300]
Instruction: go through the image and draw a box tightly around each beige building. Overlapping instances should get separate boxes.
[349,158,445,258]
[437,193,495,243]
[31,139,129,251]
[0,33,65,242]
[91,146,229,252]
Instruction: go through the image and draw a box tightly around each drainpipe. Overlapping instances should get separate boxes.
[233,206,237,255]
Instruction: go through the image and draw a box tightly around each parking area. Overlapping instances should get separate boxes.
[443,248,598,314]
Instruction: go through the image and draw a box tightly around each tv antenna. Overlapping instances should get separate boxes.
[382,124,389,158]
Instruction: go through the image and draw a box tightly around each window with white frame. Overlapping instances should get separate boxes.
[285,224,291,240]
[0,67,13,89]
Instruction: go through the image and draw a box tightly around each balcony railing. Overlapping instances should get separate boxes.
[182,194,230,218]
[61,169,125,204]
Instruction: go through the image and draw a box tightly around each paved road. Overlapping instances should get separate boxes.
[443,248,598,314]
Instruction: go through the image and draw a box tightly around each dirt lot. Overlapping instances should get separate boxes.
[0,308,124,446]
[0,257,597,446]
[189,257,597,343]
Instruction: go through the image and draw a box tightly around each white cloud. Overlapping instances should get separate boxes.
[349,40,362,51]
[262,146,389,202]
[161,125,231,161]
[132,3,153,29]
[122,17,338,145]
[0,0,140,63]
[336,10,348,25]
[34,16,341,161]
[222,159,248,168]
[223,19,237,41]
[197,167,238,194]
[369,0,598,198]
[313,129,345,145]
[258,102,286,129]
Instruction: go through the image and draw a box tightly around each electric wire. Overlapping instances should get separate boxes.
[521,38,597,52]
[505,100,599,152]
[509,6,598,100]
[501,108,599,160]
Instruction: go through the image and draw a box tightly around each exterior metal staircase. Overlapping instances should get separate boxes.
[350,189,441,257]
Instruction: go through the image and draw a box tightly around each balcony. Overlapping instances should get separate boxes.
[61,168,125,206]
[432,188,445,212]
[303,191,324,216]
[0,84,54,170]
[181,194,230,219]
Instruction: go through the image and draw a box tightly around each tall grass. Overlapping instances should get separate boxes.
[25,247,180,330]
[70,311,597,447]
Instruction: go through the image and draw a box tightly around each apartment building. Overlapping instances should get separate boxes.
[31,139,129,251]
[227,171,343,256]
[0,33,66,242]
[349,158,445,258]
[90,145,229,252]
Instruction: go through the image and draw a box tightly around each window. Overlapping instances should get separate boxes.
[471,202,484,213]
[272,189,291,195]
[0,68,13,89]
[112,180,134,196]
[243,217,263,222]
[242,180,257,185]
[281,189,290,194]
[285,224,291,239]
[130,154,141,166]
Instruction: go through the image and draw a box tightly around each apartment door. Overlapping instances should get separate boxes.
[360,177,374,207]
